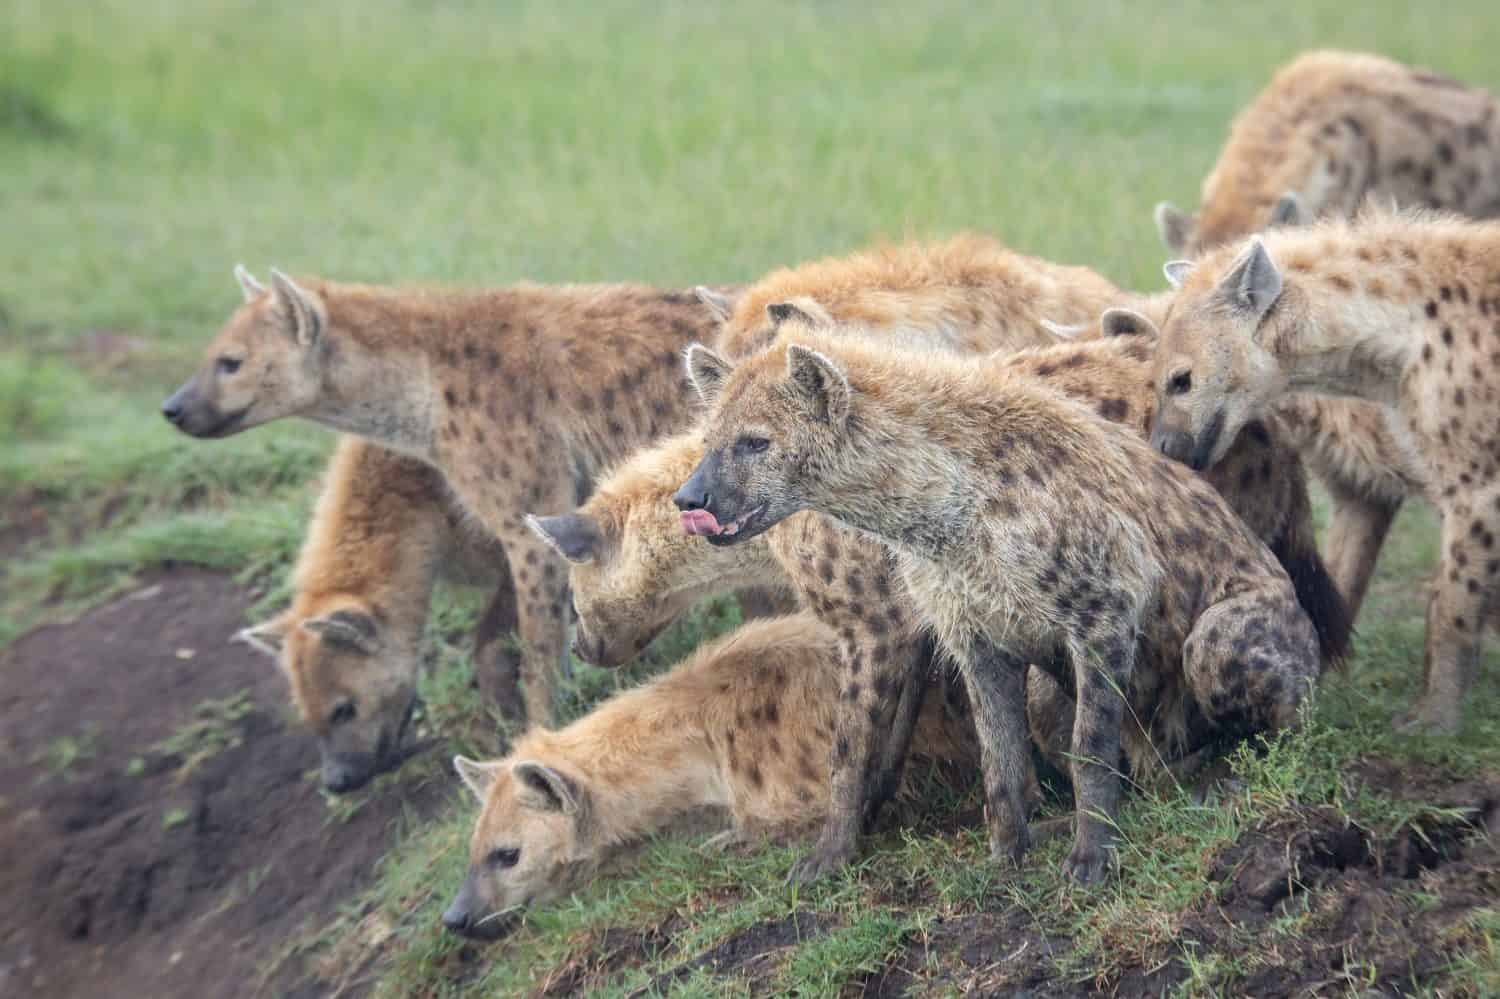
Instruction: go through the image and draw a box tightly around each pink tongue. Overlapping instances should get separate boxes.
[680,509,722,536]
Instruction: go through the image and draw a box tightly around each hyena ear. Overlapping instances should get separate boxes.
[454,755,503,802]
[301,609,380,654]
[1154,202,1195,254]
[684,343,734,405]
[233,616,290,659]
[525,512,602,564]
[512,760,580,814]
[1268,190,1307,228]
[766,297,833,331]
[234,264,266,303]
[1162,260,1195,290]
[268,268,323,346]
[1214,237,1283,324]
[694,286,736,324]
[785,343,850,427]
[1100,308,1160,340]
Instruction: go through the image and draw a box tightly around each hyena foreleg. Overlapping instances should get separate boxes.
[961,634,1034,868]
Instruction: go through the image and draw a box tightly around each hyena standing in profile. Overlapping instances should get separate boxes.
[673,325,1320,882]
[163,267,728,724]
[1124,211,1500,734]
[236,437,510,791]
[1152,50,1500,618]
[536,234,1128,881]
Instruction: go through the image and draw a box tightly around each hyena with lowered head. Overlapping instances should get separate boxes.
[536,234,1129,881]
[1126,210,1500,733]
[673,325,1320,883]
[164,267,728,725]
[236,437,512,790]
[440,613,978,940]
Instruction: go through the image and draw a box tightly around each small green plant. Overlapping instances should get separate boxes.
[162,806,191,831]
[150,690,255,778]
[124,756,146,777]
[36,728,98,779]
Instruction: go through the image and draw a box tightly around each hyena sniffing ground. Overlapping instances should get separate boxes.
[440,613,978,940]
[1129,211,1500,733]
[164,267,725,725]
[674,327,1320,882]
[236,437,510,790]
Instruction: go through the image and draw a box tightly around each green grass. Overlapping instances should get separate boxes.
[6,1,1500,995]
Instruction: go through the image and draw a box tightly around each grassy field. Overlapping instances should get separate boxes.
[5,1,1500,995]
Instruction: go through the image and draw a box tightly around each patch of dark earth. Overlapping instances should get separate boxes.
[0,566,450,999]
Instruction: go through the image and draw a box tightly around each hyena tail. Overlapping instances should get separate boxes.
[1272,524,1354,672]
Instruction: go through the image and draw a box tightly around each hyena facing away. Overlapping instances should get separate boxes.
[1131,212,1500,733]
[1154,50,1500,258]
[674,327,1320,883]
[164,267,725,724]
[236,437,510,791]
[440,613,978,940]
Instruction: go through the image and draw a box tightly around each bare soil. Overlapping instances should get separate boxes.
[0,567,449,999]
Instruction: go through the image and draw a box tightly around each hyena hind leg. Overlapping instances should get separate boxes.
[1183,587,1320,739]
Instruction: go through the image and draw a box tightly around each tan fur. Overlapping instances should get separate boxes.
[717,233,1124,357]
[1144,210,1500,733]
[169,277,727,724]
[441,613,977,937]
[682,325,1320,883]
[237,438,511,790]
[1158,50,1500,256]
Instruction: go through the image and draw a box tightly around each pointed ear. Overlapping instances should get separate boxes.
[684,343,734,404]
[301,609,380,654]
[1154,202,1194,254]
[525,512,602,564]
[785,344,850,427]
[1215,238,1284,323]
[694,286,736,323]
[512,760,580,814]
[1269,191,1306,228]
[454,755,503,802]
[268,268,323,346]
[1100,308,1160,340]
[1162,260,1195,290]
[233,616,290,659]
[766,297,833,331]
[234,264,266,303]
[1038,318,1090,341]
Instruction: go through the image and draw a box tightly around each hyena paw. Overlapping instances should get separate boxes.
[1392,698,1461,736]
[786,839,856,885]
[703,828,748,853]
[1061,839,1113,886]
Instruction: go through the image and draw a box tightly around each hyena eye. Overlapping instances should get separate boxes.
[734,436,770,455]
[1166,370,1192,396]
[216,356,243,376]
[487,847,520,869]
[328,700,357,726]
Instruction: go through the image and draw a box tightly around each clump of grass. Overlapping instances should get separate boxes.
[150,690,255,779]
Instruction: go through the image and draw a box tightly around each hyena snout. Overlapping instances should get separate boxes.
[320,749,378,792]
[160,389,188,427]
[441,873,513,941]
[1149,424,1195,466]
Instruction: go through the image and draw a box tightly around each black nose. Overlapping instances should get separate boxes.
[161,399,185,425]
[441,904,472,934]
[1150,427,1195,466]
[672,484,710,512]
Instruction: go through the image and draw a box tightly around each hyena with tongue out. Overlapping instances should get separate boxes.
[673,323,1320,883]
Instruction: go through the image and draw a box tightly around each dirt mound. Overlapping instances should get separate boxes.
[0,567,449,999]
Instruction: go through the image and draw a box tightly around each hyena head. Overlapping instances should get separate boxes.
[673,305,850,546]
[1116,237,1293,471]
[161,266,327,438]
[237,603,419,792]
[525,434,759,667]
[443,755,590,940]
[1155,190,1307,258]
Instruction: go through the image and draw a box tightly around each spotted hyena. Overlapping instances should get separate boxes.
[235,437,514,790]
[1150,51,1500,619]
[440,613,978,939]
[164,267,728,724]
[674,325,1320,883]
[1129,210,1500,734]
[1154,50,1500,258]
[539,234,1129,881]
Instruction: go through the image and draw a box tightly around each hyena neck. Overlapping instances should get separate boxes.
[1272,282,1422,406]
